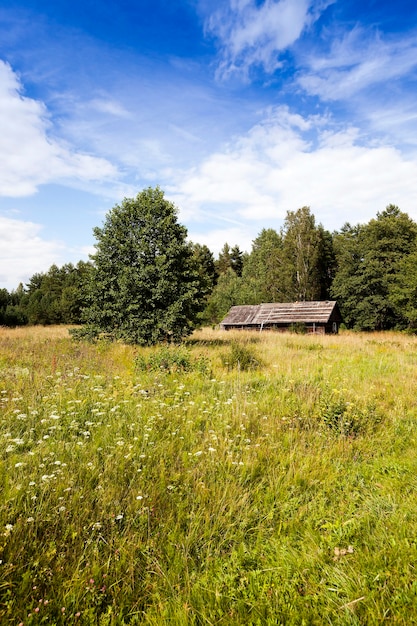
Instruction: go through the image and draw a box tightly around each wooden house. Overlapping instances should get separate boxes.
[220,301,343,334]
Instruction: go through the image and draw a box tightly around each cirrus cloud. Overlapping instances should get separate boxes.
[206,0,335,78]
[298,28,417,101]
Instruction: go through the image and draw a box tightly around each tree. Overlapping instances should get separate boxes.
[316,225,337,300]
[280,207,323,301]
[216,243,233,275]
[189,243,218,326]
[202,267,243,325]
[3,284,28,326]
[390,247,417,330]
[241,228,283,303]
[331,206,417,330]
[230,245,245,277]
[80,187,205,345]
[24,262,92,325]
[189,243,218,296]
[59,261,93,323]
[215,243,245,277]
[330,223,364,328]
[0,288,9,324]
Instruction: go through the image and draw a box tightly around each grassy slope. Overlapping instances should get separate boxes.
[1,327,417,624]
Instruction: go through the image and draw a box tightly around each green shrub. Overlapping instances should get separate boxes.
[221,341,263,371]
[135,345,210,374]
[319,391,381,436]
[69,324,103,342]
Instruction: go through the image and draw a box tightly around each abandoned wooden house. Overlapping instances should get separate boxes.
[220,301,343,334]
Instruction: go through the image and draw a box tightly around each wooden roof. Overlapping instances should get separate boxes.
[220,301,342,327]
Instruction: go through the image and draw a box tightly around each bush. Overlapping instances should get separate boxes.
[221,341,263,371]
[319,391,381,436]
[135,345,210,375]
[69,325,103,342]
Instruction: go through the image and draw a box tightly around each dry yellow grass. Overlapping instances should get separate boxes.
[0,324,75,340]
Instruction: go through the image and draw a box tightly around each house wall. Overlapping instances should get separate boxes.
[222,322,338,334]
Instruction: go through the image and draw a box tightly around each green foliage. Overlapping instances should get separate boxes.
[135,345,210,374]
[0,288,9,316]
[215,243,246,278]
[316,224,337,300]
[0,285,27,326]
[332,206,417,330]
[68,324,104,342]
[319,390,381,436]
[207,210,335,323]
[221,340,263,370]
[25,262,92,325]
[201,267,243,325]
[389,246,417,330]
[279,206,325,301]
[2,304,28,326]
[189,242,218,295]
[241,228,283,303]
[215,242,233,275]
[230,244,245,277]
[82,187,206,345]
[0,263,92,327]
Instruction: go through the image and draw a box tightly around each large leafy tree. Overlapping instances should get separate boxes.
[332,205,417,329]
[280,207,329,301]
[241,228,283,303]
[330,223,364,328]
[316,225,337,300]
[81,187,205,345]
[390,246,417,330]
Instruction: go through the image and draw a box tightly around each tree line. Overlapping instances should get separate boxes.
[2,188,417,338]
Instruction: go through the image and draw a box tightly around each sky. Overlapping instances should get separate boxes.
[1,0,417,290]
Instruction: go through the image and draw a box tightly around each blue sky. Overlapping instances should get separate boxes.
[1,0,417,290]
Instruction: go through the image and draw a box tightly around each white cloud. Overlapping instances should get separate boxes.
[298,29,417,101]
[207,0,334,77]
[173,106,417,240]
[0,60,118,197]
[366,104,417,149]
[188,226,255,256]
[88,97,131,118]
[0,217,66,290]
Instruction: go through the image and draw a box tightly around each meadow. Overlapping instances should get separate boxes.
[1,326,417,625]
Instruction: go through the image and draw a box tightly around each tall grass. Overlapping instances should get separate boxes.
[1,326,417,623]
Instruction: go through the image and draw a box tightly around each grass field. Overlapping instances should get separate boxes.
[1,326,417,624]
